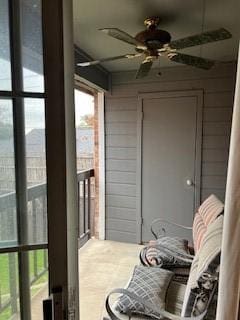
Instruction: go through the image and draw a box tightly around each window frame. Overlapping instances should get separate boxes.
[0,1,47,319]
[0,0,79,319]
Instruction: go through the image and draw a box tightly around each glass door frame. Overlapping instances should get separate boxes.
[0,1,47,320]
[42,0,79,319]
[0,0,79,319]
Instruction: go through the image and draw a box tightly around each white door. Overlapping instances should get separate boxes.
[141,92,202,242]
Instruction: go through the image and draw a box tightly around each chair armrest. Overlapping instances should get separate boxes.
[104,288,207,320]
[151,218,192,239]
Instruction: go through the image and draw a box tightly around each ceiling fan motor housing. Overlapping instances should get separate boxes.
[135,29,171,50]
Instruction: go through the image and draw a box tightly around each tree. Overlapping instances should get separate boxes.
[77,114,94,128]
[83,114,94,127]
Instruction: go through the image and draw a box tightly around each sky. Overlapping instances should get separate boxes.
[24,89,94,132]
[0,60,94,133]
[74,89,94,127]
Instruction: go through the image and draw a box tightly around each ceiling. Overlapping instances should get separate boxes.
[73,0,240,72]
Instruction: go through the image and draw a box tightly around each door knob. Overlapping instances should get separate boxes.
[186,179,194,186]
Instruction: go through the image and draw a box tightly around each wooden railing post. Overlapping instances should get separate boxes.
[44,249,48,269]
[83,180,86,235]
[8,253,18,315]
[43,195,47,242]
[87,178,91,236]
[77,169,95,247]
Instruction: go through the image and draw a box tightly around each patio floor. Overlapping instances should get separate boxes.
[79,239,143,320]
[17,239,141,320]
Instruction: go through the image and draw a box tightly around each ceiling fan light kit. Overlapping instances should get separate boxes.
[77,16,232,79]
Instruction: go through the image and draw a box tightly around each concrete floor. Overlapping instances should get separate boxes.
[11,239,141,320]
[11,284,48,320]
[79,239,143,320]
[31,285,48,320]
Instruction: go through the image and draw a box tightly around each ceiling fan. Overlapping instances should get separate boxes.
[77,17,232,79]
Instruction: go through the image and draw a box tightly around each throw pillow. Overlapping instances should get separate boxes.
[140,236,191,268]
[115,265,173,318]
[197,215,223,283]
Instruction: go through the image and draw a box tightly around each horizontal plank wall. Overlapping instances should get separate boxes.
[105,63,236,243]
[105,97,138,242]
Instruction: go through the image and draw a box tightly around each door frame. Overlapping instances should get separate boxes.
[74,74,106,240]
[136,90,203,243]
[43,0,79,318]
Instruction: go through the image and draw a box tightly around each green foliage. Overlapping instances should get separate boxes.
[0,254,13,295]
[0,307,11,320]
[0,250,48,320]
[76,114,94,128]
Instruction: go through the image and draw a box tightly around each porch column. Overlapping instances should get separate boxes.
[216,44,240,320]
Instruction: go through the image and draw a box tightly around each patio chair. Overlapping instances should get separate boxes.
[139,194,224,270]
[103,214,223,320]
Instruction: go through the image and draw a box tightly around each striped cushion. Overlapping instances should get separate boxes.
[197,215,223,283]
[198,194,224,225]
[192,213,207,253]
[193,195,224,252]
[181,215,223,318]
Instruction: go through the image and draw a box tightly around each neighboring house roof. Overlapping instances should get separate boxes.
[25,128,46,156]
[0,127,94,156]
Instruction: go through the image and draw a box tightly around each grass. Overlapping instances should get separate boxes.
[0,250,48,320]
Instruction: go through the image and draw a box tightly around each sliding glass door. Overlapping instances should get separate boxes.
[0,1,48,319]
[1,1,78,318]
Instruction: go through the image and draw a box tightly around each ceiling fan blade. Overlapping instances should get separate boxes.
[99,28,142,47]
[169,53,215,69]
[136,60,153,79]
[169,28,232,50]
[77,53,142,67]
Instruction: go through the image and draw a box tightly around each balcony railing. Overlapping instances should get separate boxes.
[0,168,95,318]
[77,169,95,247]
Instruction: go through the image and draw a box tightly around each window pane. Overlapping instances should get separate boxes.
[29,249,48,320]
[0,0,12,90]
[0,251,48,320]
[25,99,47,244]
[0,253,20,320]
[20,0,44,92]
[0,99,17,247]
[74,90,94,171]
